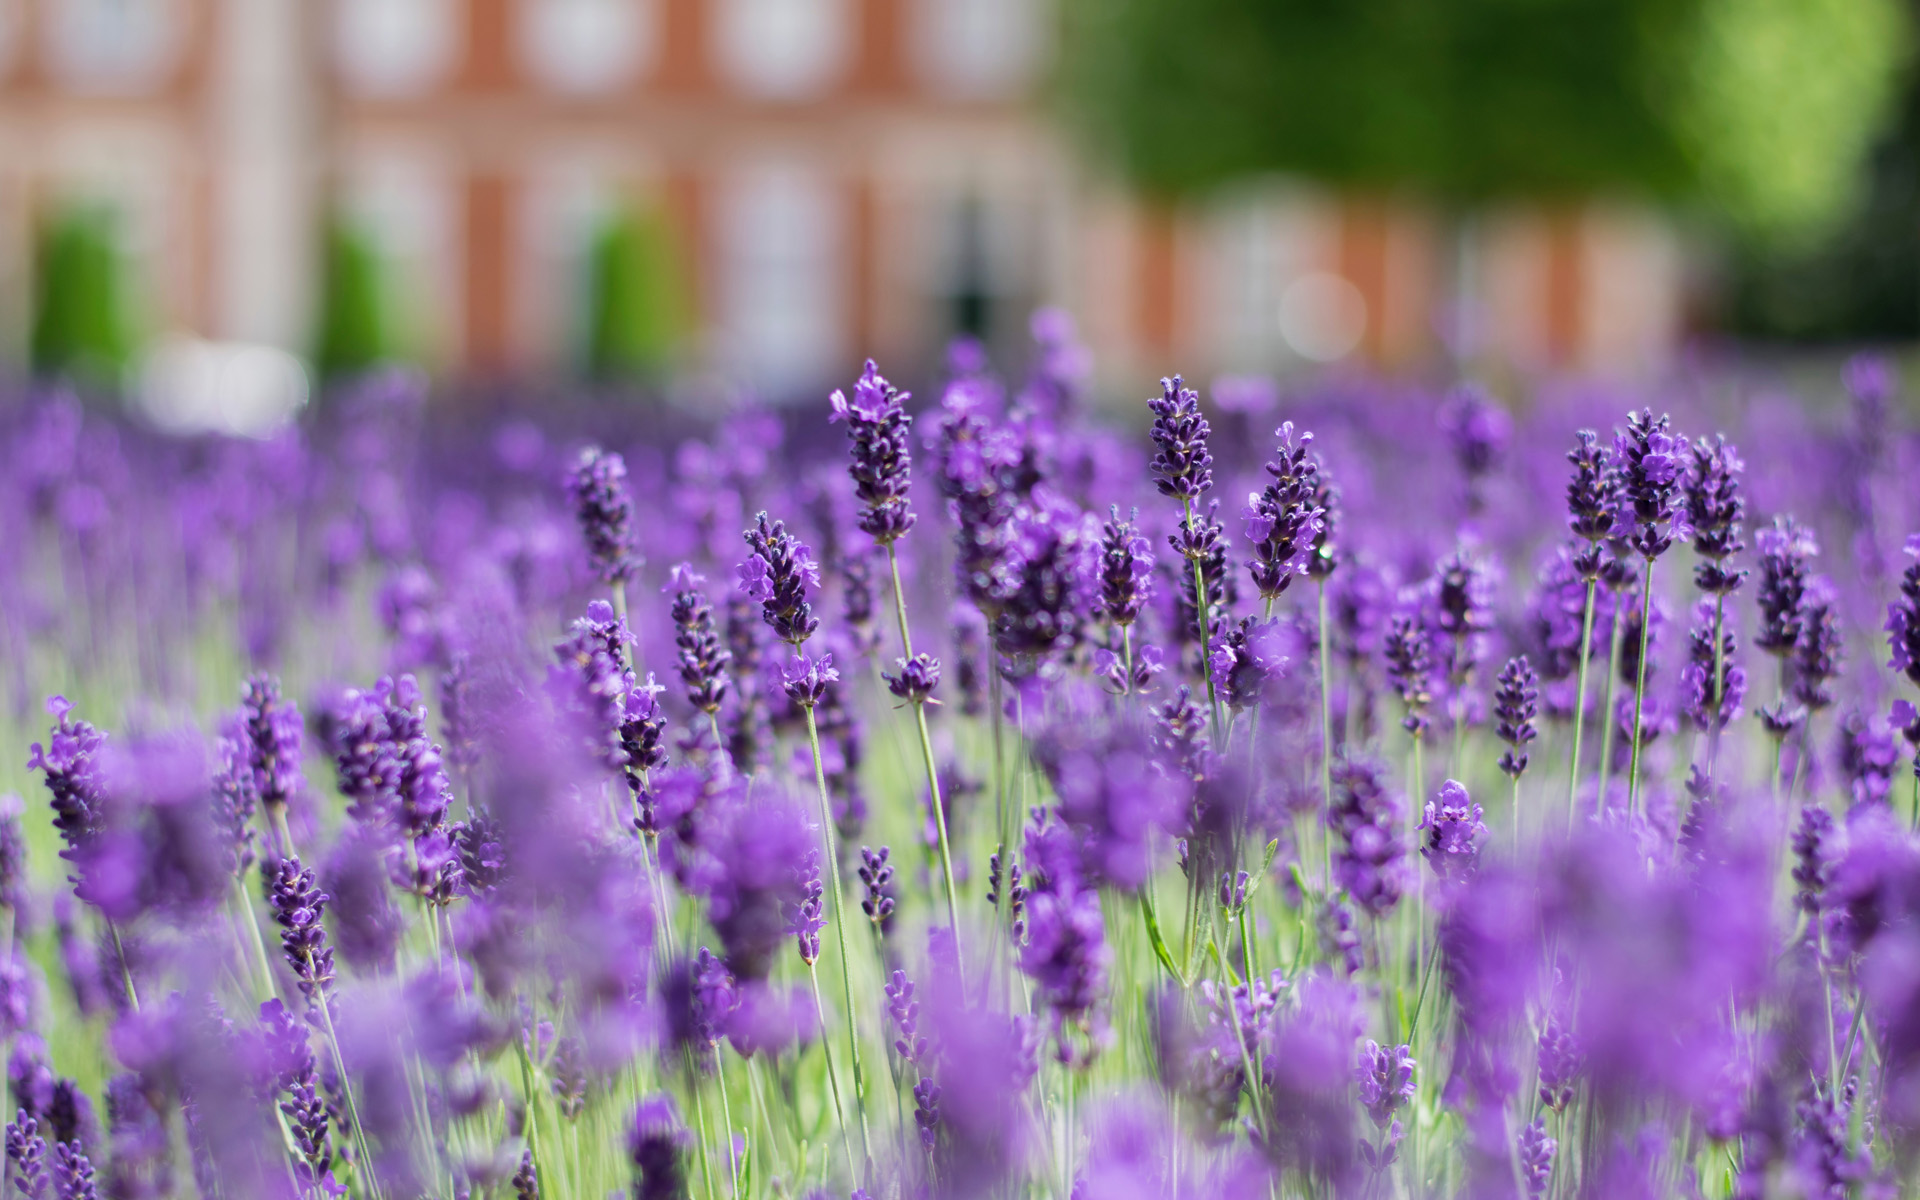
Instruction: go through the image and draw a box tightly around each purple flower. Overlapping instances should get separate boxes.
[550,604,638,775]
[1565,430,1619,578]
[884,653,941,706]
[240,673,305,813]
[1791,804,1835,916]
[660,950,737,1071]
[996,497,1089,664]
[27,696,107,878]
[1686,436,1747,596]
[1536,1012,1581,1112]
[1033,717,1183,893]
[1096,506,1154,627]
[1329,758,1407,916]
[1835,709,1898,812]
[265,856,334,1013]
[1792,585,1842,713]
[1147,375,1212,501]
[1518,1117,1556,1198]
[1614,408,1687,560]
[785,849,825,966]
[859,846,897,933]
[1383,615,1435,737]
[740,512,821,646]
[1680,599,1745,733]
[1019,868,1111,1044]
[780,652,839,708]
[667,564,731,715]
[567,445,636,584]
[7,1110,49,1199]
[1356,1041,1416,1129]
[1244,422,1324,601]
[1756,516,1818,658]
[260,999,333,1193]
[627,1095,689,1200]
[1494,656,1538,778]
[1440,384,1510,483]
[1420,780,1486,884]
[1168,501,1230,648]
[830,359,917,545]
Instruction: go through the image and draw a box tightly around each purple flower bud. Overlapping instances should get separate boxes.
[265,856,334,1012]
[28,696,107,876]
[1686,436,1747,595]
[1096,506,1154,627]
[780,652,838,708]
[830,360,917,545]
[884,653,941,706]
[1419,780,1486,884]
[1680,600,1745,733]
[1383,616,1435,738]
[1356,1041,1416,1129]
[240,674,305,815]
[785,849,825,966]
[1791,804,1835,916]
[1330,758,1407,916]
[1245,422,1324,601]
[1147,375,1212,501]
[859,847,897,933]
[1494,656,1538,778]
[1518,1117,1556,1198]
[667,564,731,716]
[1756,516,1818,658]
[627,1095,689,1200]
[1614,408,1687,560]
[1565,430,1619,556]
[7,1110,49,1199]
[567,445,636,584]
[740,512,820,646]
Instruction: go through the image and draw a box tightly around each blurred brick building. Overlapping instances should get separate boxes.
[0,0,1687,402]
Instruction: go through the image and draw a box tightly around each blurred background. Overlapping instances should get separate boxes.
[0,0,1914,428]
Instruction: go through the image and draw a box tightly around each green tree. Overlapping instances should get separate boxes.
[312,215,397,380]
[582,205,686,381]
[31,203,136,387]
[1061,0,1911,240]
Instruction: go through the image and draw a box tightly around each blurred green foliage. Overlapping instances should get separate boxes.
[1060,0,1911,240]
[313,215,399,380]
[30,203,136,387]
[583,205,687,381]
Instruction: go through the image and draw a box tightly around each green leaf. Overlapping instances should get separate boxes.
[1139,891,1185,987]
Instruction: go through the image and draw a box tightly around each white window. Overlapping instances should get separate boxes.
[712,0,851,102]
[43,0,183,93]
[911,0,1044,100]
[333,0,457,99]
[717,166,845,398]
[517,0,657,95]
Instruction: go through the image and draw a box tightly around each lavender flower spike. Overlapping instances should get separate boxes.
[830,359,916,545]
[666,563,731,716]
[1244,422,1324,603]
[628,1095,690,1200]
[568,445,636,584]
[1420,780,1486,884]
[1885,535,1920,686]
[780,652,839,708]
[241,673,305,818]
[1494,656,1538,779]
[266,856,335,1012]
[1147,375,1212,501]
[1097,506,1153,628]
[740,512,821,646]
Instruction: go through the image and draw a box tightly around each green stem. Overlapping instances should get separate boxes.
[1318,580,1335,833]
[1595,595,1627,807]
[1566,579,1596,825]
[806,963,860,1184]
[1625,557,1656,816]
[318,977,385,1200]
[717,1052,741,1197]
[803,703,874,1171]
[1705,592,1728,780]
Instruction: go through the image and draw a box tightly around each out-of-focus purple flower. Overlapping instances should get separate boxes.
[1536,1011,1581,1113]
[1889,536,1920,687]
[779,652,838,708]
[1383,615,1435,738]
[883,653,940,706]
[1244,422,1323,602]
[996,496,1089,664]
[265,856,334,1012]
[1836,709,1899,813]
[1614,408,1687,560]
[1096,506,1153,627]
[1329,758,1406,916]
[1792,582,1842,714]
[1168,500,1230,650]
[28,696,107,880]
[1756,516,1818,659]
[702,796,815,982]
[659,949,736,1072]
[1434,547,1493,680]
[1518,1117,1555,1198]
[1147,375,1212,501]
[627,1094,689,1200]
[1420,780,1486,885]
[1019,871,1111,1052]
[1153,686,1211,783]
[723,982,817,1061]
[740,512,820,646]
[323,830,402,974]
[550,602,637,775]
[1249,972,1361,1190]
[1034,716,1182,893]
[1792,804,1835,917]
[1356,1041,1415,1130]
[1494,656,1538,778]
[240,674,304,814]
[567,445,636,584]
[666,564,731,716]
[1687,436,1747,596]
[1212,618,1289,712]
[1681,599,1746,733]
[725,596,771,773]
[259,998,333,1194]
[829,360,917,545]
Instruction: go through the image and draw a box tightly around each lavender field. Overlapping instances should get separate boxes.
[0,319,1915,1200]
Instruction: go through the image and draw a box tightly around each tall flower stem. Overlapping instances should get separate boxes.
[1705,592,1728,779]
[1626,557,1656,815]
[316,974,384,1200]
[1566,581,1597,824]
[1183,499,1224,742]
[803,702,875,1170]
[1595,596,1628,806]
[884,544,964,975]
[1317,581,1335,844]
[806,963,861,1183]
